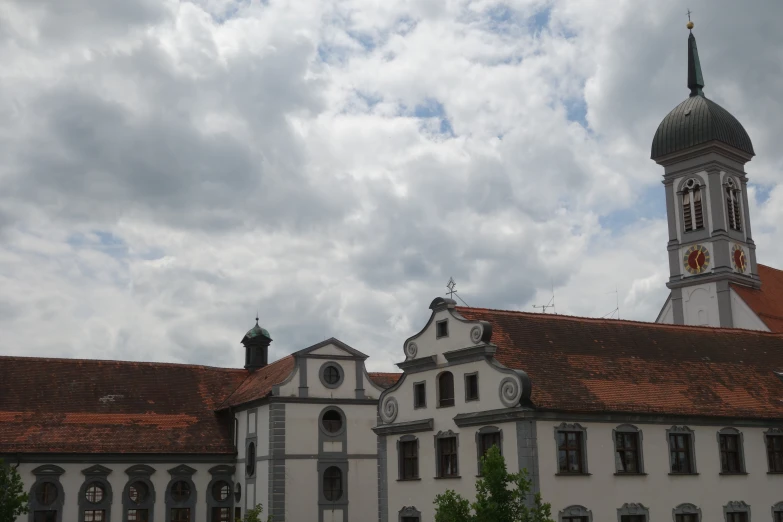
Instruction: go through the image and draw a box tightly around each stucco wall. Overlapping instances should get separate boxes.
[682,281,720,326]
[537,420,783,520]
[730,288,770,332]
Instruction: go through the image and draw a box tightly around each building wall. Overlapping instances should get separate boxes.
[537,419,783,521]
[730,288,770,332]
[681,281,721,327]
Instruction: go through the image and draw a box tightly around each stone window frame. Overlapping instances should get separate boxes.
[434,429,460,479]
[413,381,426,410]
[724,501,751,522]
[677,175,708,234]
[476,426,503,476]
[206,465,234,522]
[78,465,113,522]
[28,465,66,522]
[397,434,420,481]
[436,370,455,408]
[245,437,257,478]
[319,361,345,389]
[672,503,702,522]
[771,502,783,522]
[464,372,479,402]
[123,465,156,522]
[399,506,421,522]
[316,460,349,507]
[319,405,348,438]
[435,319,449,339]
[666,426,698,475]
[764,427,783,473]
[165,465,197,522]
[724,176,743,232]
[554,422,589,475]
[613,424,645,475]
[617,503,649,522]
[717,427,747,475]
[559,505,592,522]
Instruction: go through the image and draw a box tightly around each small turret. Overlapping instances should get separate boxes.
[242,318,272,370]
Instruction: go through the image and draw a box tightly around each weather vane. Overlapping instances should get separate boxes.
[446,277,457,299]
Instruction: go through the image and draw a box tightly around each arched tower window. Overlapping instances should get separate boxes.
[682,179,704,232]
[437,372,455,408]
[726,179,742,232]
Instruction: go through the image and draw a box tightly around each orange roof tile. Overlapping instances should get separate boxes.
[219,355,295,408]
[369,372,402,388]
[456,307,783,419]
[732,264,783,333]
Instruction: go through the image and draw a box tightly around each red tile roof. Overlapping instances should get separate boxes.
[732,264,783,333]
[457,307,783,419]
[0,356,247,454]
[219,356,295,408]
[369,372,403,388]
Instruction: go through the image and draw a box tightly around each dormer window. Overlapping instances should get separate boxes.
[726,179,742,231]
[436,320,449,338]
[682,179,704,232]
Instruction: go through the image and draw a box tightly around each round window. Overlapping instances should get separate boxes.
[129,481,148,504]
[322,410,343,434]
[85,482,105,504]
[170,481,191,502]
[36,482,58,506]
[246,442,256,477]
[212,480,230,502]
[324,365,340,385]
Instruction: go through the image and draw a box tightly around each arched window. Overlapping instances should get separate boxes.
[123,465,155,522]
[322,467,343,501]
[438,371,455,408]
[78,465,112,522]
[165,465,197,522]
[29,465,65,522]
[246,442,256,477]
[682,179,704,232]
[726,179,742,231]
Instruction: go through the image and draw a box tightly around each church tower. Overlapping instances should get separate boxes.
[652,22,759,328]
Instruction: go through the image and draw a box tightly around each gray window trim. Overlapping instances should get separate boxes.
[764,428,783,473]
[724,501,751,522]
[319,361,345,389]
[464,372,479,402]
[771,502,783,520]
[397,435,420,481]
[613,424,645,475]
[476,426,503,476]
[666,425,698,474]
[245,437,258,478]
[717,427,747,474]
[435,319,449,339]
[398,506,421,522]
[554,422,589,475]
[673,503,702,522]
[559,505,592,522]
[436,370,455,409]
[434,430,460,478]
[316,461,349,506]
[165,465,197,522]
[617,503,649,522]
[319,405,348,437]
[123,465,156,522]
[28,465,66,522]
[206,465,234,522]
[413,381,426,410]
[78,465,113,522]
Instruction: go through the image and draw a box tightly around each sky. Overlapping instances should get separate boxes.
[1,0,782,372]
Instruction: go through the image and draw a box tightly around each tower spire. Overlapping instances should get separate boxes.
[687,17,704,97]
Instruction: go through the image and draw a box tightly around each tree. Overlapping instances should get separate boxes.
[240,503,272,522]
[434,446,554,522]
[0,459,29,522]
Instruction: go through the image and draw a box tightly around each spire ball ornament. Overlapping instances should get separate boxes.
[687,21,694,30]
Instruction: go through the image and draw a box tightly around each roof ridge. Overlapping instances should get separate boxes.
[0,354,250,373]
[455,306,783,336]
[216,354,294,410]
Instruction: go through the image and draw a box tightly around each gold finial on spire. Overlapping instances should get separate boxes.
[686,9,694,30]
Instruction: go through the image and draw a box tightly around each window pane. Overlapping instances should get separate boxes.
[85,483,104,504]
[171,481,191,502]
[36,483,58,506]
[323,467,343,501]
[439,373,454,407]
[171,508,191,522]
[34,512,57,522]
[129,482,148,504]
[127,510,150,522]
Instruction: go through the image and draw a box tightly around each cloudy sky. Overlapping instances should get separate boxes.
[1,0,782,371]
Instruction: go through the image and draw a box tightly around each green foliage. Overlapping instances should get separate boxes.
[240,503,272,522]
[0,459,29,522]
[433,446,554,522]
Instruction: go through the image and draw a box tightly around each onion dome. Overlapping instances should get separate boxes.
[243,319,271,342]
[651,28,754,160]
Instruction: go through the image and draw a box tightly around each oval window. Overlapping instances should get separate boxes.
[322,410,343,434]
[170,480,191,502]
[212,480,230,502]
[36,482,58,506]
[85,482,105,503]
[324,365,340,385]
[246,442,256,477]
[129,481,148,504]
[323,466,342,501]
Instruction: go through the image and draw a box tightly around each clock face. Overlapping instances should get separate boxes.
[732,245,746,273]
[683,244,710,274]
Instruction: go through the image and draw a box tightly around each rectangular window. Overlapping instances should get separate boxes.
[438,437,458,477]
[400,440,419,480]
[479,431,501,475]
[768,434,783,472]
[726,514,748,522]
[669,433,694,473]
[436,320,448,338]
[675,516,698,522]
[33,513,57,522]
[171,509,191,522]
[562,518,588,522]
[720,433,742,473]
[401,518,420,522]
[127,510,149,522]
[84,511,105,522]
[465,374,479,401]
[615,431,640,473]
[774,512,783,522]
[414,382,426,409]
[557,431,584,473]
[235,508,241,522]
[621,516,646,522]
[212,507,231,522]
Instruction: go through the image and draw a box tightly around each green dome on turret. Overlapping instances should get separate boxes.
[244,322,271,341]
